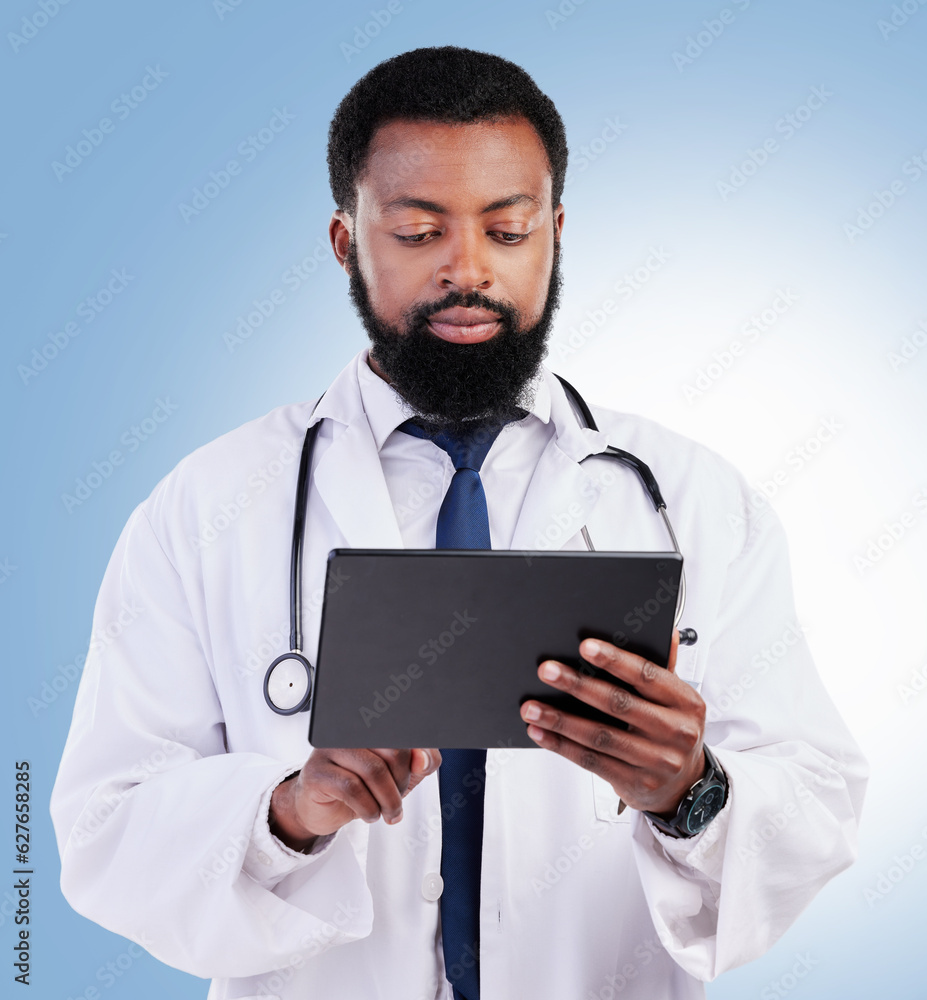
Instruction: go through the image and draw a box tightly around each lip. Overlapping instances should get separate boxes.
[426,305,501,344]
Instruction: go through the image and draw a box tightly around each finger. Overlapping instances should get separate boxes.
[524,722,638,793]
[575,639,684,708]
[324,749,406,824]
[520,700,660,769]
[371,748,413,794]
[666,629,680,674]
[532,659,679,738]
[410,748,442,776]
[524,723,698,814]
[405,749,442,797]
[306,758,386,825]
[521,698,702,787]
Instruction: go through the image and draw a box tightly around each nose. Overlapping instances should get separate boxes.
[434,228,493,292]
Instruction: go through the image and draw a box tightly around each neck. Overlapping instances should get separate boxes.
[366,352,390,384]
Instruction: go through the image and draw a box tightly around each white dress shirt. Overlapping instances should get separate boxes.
[355,350,556,550]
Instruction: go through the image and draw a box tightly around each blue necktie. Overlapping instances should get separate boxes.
[401,419,504,1000]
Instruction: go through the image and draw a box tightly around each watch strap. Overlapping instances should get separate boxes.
[644,745,728,839]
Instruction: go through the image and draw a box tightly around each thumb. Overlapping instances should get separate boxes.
[665,628,680,674]
[403,748,442,797]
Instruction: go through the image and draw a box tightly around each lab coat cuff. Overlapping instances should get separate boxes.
[643,778,732,885]
[242,763,337,888]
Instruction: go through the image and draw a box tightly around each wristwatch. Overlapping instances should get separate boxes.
[644,746,728,839]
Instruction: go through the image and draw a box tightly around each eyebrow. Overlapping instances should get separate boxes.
[381,193,542,215]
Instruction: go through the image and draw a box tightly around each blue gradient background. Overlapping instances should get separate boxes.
[2,0,925,996]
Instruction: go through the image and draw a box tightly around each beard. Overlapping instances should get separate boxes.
[346,238,562,434]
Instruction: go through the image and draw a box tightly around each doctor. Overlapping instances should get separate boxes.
[52,46,866,1000]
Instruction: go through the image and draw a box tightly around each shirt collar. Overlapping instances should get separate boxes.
[354,349,553,452]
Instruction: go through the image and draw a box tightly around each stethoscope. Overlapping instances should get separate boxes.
[263,375,696,716]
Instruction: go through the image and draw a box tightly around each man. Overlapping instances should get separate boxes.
[52,46,866,1000]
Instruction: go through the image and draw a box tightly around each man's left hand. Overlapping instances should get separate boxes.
[519,631,707,816]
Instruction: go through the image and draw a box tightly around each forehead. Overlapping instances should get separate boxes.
[358,117,553,209]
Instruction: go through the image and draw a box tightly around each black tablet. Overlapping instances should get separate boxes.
[307,549,682,749]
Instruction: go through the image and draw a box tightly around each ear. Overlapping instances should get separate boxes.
[553,203,565,242]
[329,211,353,271]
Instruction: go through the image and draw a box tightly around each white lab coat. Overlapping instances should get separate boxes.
[51,353,866,1000]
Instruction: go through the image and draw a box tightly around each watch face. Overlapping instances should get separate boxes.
[685,782,726,834]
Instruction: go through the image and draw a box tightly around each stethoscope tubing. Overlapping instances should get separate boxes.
[555,375,687,630]
[289,419,322,656]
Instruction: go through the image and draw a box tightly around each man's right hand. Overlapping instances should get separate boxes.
[269,748,441,852]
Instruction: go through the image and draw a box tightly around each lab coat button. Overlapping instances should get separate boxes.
[421,873,444,901]
[257,851,272,866]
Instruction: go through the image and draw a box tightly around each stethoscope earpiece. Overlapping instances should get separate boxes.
[263,651,314,715]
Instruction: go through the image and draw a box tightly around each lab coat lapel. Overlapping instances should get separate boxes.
[509,445,599,550]
[309,362,404,550]
[509,373,611,551]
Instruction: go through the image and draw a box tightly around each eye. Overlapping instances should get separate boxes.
[394,231,439,244]
[492,231,529,244]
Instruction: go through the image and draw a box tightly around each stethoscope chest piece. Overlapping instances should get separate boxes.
[263,652,314,715]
